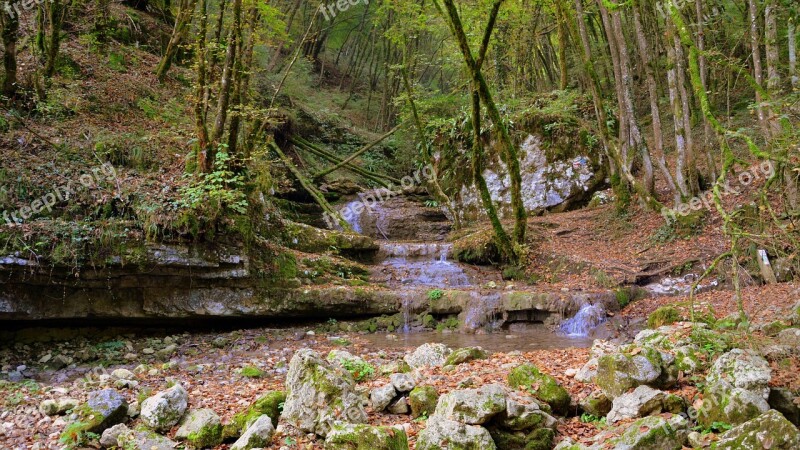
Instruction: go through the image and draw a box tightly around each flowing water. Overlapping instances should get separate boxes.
[558,303,607,337]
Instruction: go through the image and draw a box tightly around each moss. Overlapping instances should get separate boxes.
[186,423,223,447]
[508,364,570,415]
[647,306,682,328]
[409,386,439,419]
[239,366,263,378]
[222,391,285,439]
[326,423,409,450]
[488,427,554,450]
[444,347,488,367]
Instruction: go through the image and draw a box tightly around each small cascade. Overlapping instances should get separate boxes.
[372,242,472,287]
[462,292,503,332]
[558,303,606,337]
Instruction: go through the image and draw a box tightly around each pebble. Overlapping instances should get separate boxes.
[142,348,155,354]
[565,368,578,377]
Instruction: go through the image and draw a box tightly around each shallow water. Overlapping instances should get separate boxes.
[359,323,607,353]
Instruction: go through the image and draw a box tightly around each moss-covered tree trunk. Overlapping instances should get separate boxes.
[0,9,19,98]
[156,0,197,82]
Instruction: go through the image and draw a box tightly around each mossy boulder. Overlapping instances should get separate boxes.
[409,386,439,418]
[282,349,367,437]
[715,410,800,449]
[222,390,285,439]
[604,415,689,449]
[606,386,685,424]
[500,391,557,431]
[175,408,223,448]
[230,415,275,450]
[416,416,496,450]
[647,306,682,329]
[488,427,554,450]
[282,220,379,255]
[444,347,489,367]
[578,391,612,417]
[324,423,409,450]
[595,346,676,398]
[405,343,452,368]
[64,388,128,438]
[699,349,771,427]
[116,428,179,450]
[436,384,507,425]
[507,364,570,415]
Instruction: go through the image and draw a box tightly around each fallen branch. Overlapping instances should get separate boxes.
[290,136,401,187]
[313,124,401,179]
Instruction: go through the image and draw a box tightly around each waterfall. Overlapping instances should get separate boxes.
[559,303,606,337]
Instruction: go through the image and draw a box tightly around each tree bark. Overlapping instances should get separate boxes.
[1,9,19,98]
[791,17,798,89]
[156,0,197,82]
[748,0,769,136]
[195,0,210,171]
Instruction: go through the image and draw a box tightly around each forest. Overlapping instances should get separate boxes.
[0,0,799,449]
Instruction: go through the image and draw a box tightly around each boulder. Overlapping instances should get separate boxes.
[282,349,367,437]
[324,423,409,450]
[409,386,439,418]
[73,388,129,434]
[595,346,676,398]
[387,397,410,415]
[606,386,684,424]
[574,358,598,383]
[111,368,135,380]
[116,429,178,450]
[416,416,496,450]
[405,343,452,368]
[230,415,275,450]
[579,391,612,418]
[444,347,489,367]
[39,399,58,416]
[488,427,554,450]
[99,423,130,448]
[140,383,189,432]
[222,390,285,439]
[777,327,800,349]
[390,373,416,393]
[436,383,507,425]
[371,384,397,412]
[790,302,800,326]
[715,410,800,449]
[600,415,689,450]
[500,392,557,431]
[507,364,570,415]
[699,349,771,426]
[175,408,223,447]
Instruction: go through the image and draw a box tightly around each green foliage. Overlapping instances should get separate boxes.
[175,150,248,230]
[340,358,375,382]
[59,422,99,447]
[647,306,682,328]
[427,288,444,300]
[693,421,732,435]
[580,413,607,426]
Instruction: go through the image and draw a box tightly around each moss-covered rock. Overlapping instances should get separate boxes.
[222,391,286,439]
[699,349,771,427]
[595,346,676,398]
[140,383,188,432]
[444,347,489,367]
[436,384,507,425]
[578,391,611,417]
[508,364,570,415]
[324,423,409,450]
[604,415,689,449]
[488,427,554,450]
[175,408,223,448]
[647,306,682,329]
[409,386,439,418]
[715,410,800,449]
[416,416,496,450]
[64,388,128,438]
[230,415,275,450]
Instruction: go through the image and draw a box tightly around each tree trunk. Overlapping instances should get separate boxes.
[156,0,197,82]
[764,0,781,135]
[209,0,240,166]
[748,0,769,136]
[666,19,691,198]
[195,0,210,171]
[790,17,798,89]
[43,0,66,78]
[1,10,19,98]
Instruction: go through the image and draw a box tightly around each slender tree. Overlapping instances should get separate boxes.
[0,8,19,98]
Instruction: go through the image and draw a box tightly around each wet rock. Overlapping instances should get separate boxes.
[606,386,685,424]
[699,349,771,426]
[507,364,570,415]
[117,429,178,450]
[768,387,800,426]
[409,386,438,419]
[230,415,275,450]
[370,384,397,412]
[100,423,129,448]
[283,349,367,437]
[579,391,612,417]
[223,391,285,439]
[715,410,800,449]
[436,384,506,425]
[443,347,488,367]
[416,415,496,450]
[324,423,409,450]
[390,373,416,393]
[175,408,223,447]
[140,383,189,432]
[405,343,452,368]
